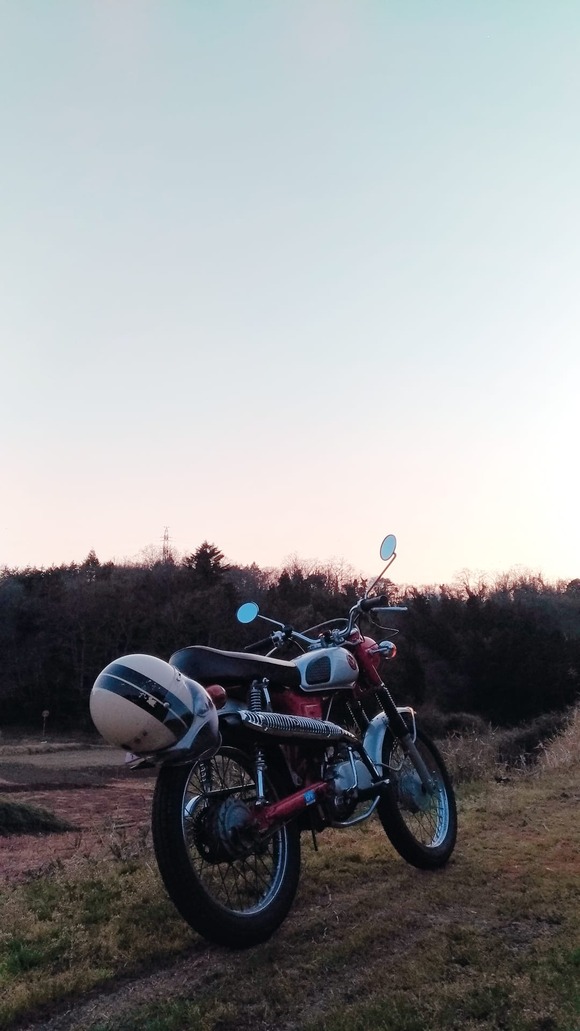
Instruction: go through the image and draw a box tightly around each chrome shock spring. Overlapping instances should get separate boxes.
[249,679,264,712]
[249,678,268,804]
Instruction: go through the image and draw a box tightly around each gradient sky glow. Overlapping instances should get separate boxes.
[1,1,579,586]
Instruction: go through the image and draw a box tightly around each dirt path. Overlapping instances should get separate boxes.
[17,947,221,1031]
[0,743,155,882]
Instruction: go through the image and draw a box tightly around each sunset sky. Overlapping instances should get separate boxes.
[1,1,579,587]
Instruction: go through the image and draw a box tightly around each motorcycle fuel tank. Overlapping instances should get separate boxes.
[293,647,358,693]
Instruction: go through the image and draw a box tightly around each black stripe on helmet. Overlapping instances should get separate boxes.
[97,664,194,739]
[108,662,195,723]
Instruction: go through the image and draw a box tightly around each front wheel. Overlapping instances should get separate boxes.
[152,744,301,948]
[378,727,457,869]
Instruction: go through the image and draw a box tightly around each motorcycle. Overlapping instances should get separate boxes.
[90,534,457,948]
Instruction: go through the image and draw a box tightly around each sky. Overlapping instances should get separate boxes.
[1,0,579,587]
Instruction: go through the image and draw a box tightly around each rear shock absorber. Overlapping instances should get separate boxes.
[249,678,269,805]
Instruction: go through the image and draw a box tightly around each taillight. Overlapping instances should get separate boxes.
[205,684,227,709]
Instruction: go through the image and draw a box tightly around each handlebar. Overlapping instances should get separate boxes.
[243,635,274,653]
[241,600,408,653]
[359,594,389,613]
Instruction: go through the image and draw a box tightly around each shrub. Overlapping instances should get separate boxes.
[0,799,75,836]
[432,709,573,784]
[494,711,569,766]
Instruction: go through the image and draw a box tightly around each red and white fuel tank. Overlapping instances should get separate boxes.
[293,647,358,693]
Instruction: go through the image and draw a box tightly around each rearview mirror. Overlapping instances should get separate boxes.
[379,534,397,562]
[236,602,260,625]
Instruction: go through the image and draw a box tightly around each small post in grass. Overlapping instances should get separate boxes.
[41,709,50,743]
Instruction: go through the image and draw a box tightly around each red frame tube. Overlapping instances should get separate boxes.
[253,780,328,830]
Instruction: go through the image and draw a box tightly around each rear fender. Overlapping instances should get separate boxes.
[220,697,247,717]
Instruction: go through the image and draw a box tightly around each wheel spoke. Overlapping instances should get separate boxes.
[389,740,450,848]
[181,748,288,916]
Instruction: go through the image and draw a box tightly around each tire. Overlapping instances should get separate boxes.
[378,727,457,869]
[152,742,301,948]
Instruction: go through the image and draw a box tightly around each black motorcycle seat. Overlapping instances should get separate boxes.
[169,645,301,691]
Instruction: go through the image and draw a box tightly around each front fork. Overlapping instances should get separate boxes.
[352,643,434,792]
[377,685,434,792]
[247,673,433,810]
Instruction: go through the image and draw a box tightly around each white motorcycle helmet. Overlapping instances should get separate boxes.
[90,654,219,758]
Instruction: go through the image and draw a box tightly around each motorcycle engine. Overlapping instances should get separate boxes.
[324,746,374,822]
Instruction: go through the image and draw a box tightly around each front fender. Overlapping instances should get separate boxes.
[363,711,390,770]
[363,706,417,770]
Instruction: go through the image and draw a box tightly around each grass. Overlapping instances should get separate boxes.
[0,712,579,1030]
[0,859,194,1027]
[0,798,75,837]
[538,704,580,771]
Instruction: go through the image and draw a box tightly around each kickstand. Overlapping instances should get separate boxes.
[310,825,318,852]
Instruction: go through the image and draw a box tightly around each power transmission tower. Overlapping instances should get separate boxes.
[161,526,172,564]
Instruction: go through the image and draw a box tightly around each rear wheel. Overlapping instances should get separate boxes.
[152,744,301,948]
[378,728,457,869]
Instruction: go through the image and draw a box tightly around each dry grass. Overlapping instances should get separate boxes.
[439,705,580,786]
[1,714,579,1031]
[33,767,580,1031]
[440,729,504,785]
[537,703,580,771]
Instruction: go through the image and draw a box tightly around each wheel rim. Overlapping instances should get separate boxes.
[180,748,290,916]
[389,741,450,848]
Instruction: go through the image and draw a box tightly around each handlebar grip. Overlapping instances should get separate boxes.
[243,636,274,653]
[359,594,389,613]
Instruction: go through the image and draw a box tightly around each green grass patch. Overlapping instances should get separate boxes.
[0,797,75,836]
[0,859,193,1028]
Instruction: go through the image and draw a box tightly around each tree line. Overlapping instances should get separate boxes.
[0,541,579,731]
